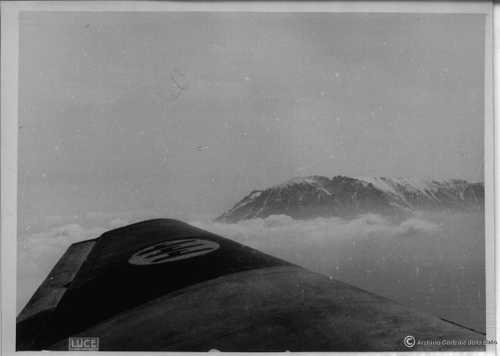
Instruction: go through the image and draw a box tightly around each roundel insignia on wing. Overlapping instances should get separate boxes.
[128,238,220,265]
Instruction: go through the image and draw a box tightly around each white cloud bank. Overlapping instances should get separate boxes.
[17,211,486,332]
[191,213,440,249]
[17,213,439,313]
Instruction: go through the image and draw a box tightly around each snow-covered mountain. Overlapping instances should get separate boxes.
[216,176,484,223]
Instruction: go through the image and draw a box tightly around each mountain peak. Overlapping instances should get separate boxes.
[273,176,324,189]
[216,175,483,223]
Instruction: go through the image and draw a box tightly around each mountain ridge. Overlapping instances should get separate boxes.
[216,176,484,223]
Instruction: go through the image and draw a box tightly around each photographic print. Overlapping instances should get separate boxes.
[2,1,494,353]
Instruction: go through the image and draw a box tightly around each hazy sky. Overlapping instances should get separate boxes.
[19,12,485,227]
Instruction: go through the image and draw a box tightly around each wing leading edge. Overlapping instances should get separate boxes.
[17,218,485,351]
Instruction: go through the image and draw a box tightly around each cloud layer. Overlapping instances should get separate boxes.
[191,213,440,252]
[18,213,439,312]
[18,211,485,334]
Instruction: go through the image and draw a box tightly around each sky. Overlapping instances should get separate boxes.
[19,11,486,228]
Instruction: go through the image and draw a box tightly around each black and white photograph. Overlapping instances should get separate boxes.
[1,1,495,353]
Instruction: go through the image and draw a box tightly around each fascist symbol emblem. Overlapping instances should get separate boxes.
[129,239,220,265]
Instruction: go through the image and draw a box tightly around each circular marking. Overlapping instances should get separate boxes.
[128,238,220,265]
[403,335,416,348]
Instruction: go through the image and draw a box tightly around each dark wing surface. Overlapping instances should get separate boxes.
[17,219,485,351]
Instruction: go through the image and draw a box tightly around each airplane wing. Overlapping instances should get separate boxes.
[17,219,485,351]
